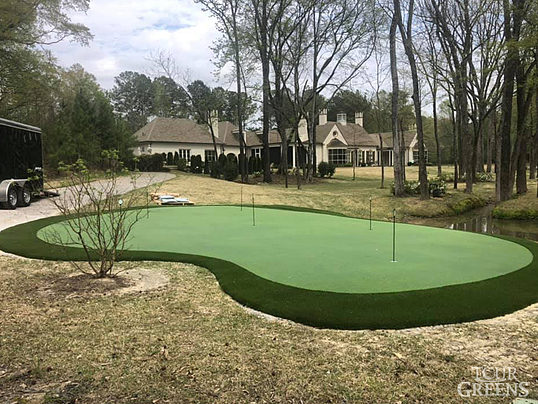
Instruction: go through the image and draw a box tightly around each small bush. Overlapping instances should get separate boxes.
[204,159,210,174]
[248,156,255,174]
[177,158,187,172]
[239,153,246,174]
[223,161,238,181]
[190,155,203,173]
[218,153,227,168]
[449,196,486,214]
[429,178,447,197]
[174,151,179,165]
[167,152,174,165]
[390,180,421,195]
[318,162,336,178]
[475,172,494,182]
[126,154,164,172]
[210,161,222,178]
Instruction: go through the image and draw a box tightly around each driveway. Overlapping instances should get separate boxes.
[0,172,175,233]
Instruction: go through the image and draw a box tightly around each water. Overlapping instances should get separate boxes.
[420,205,538,242]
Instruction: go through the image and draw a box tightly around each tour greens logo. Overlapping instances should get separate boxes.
[458,367,530,398]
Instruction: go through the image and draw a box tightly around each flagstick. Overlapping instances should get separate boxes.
[252,195,255,226]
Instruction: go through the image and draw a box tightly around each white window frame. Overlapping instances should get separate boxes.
[205,149,216,162]
[328,148,347,166]
[179,149,191,160]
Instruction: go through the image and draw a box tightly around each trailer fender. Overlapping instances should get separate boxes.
[0,179,26,203]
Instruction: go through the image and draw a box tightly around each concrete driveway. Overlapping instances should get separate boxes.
[0,172,174,233]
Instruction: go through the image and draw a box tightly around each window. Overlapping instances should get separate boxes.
[141,146,145,153]
[332,131,338,137]
[328,149,347,166]
[366,150,375,164]
[253,148,261,158]
[413,150,428,163]
[179,149,191,160]
[205,150,216,162]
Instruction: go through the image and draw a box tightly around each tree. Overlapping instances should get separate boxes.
[110,71,154,131]
[393,0,429,200]
[194,0,249,183]
[0,0,92,48]
[44,65,135,170]
[0,0,91,120]
[44,151,154,278]
[151,76,190,118]
[389,15,406,197]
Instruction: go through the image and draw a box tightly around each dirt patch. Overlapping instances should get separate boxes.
[37,267,169,299]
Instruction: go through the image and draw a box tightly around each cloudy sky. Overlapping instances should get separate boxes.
[46,0,223,90]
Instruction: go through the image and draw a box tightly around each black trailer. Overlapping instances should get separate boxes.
[0,118,45,209]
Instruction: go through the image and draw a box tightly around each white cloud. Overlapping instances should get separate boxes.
[45,0,222,89]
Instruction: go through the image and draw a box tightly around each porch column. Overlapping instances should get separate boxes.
[292,144,296,167]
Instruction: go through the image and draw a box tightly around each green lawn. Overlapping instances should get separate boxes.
[39,206,532,294]
[3,205,538,330]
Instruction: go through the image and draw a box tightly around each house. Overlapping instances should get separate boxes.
[133,110,425,167]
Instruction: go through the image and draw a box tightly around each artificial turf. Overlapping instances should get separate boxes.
[37,206,532,293]
[1,205,538,330]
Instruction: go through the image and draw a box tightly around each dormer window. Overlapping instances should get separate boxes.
[337,113,347,124]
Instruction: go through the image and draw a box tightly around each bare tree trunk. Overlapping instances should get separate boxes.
[498,0,522,202]
[516,128,528,194]
[295,123,301,189]
[231,7,247,183]
[486,115,493,173]
[379,135,385,188]
[433,90,441,177]
[495,109,502,202]
[282,136,289,188]
[262,56,272,183]
[476,129,484,174]
[393,0,428,199]
[529,94,538,180]
[390,16,405,196]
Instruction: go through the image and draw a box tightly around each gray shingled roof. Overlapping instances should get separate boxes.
[134,117,224,144]
[318,122,378,147]
[377,131,418,148]
[135,117,420,150]
[327,138,347,147]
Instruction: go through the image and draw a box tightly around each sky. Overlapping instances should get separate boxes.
[43,0,434,115]
[46,0,224,90]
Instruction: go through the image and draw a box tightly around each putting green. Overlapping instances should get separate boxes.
[1,205,538,330]
[37,206,532,294]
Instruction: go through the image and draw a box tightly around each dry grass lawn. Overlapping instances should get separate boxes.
[156,167,494,221]
[1,168,537,403]
[1,256,537,403]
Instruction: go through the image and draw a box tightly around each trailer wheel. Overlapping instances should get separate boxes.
[17,187,32,207]
[4,187,18,209]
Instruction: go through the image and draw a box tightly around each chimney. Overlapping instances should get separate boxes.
[355,112,364,126]
[210,110,219,138]
[337,112,347,126]
[319,109,327,125]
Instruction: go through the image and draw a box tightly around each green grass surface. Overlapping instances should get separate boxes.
[38,206,532,294]
[1,205,538,330]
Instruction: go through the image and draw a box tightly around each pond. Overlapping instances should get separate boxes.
[418,205,538,242]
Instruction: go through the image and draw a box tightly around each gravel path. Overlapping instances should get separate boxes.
[0,172,174,233]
